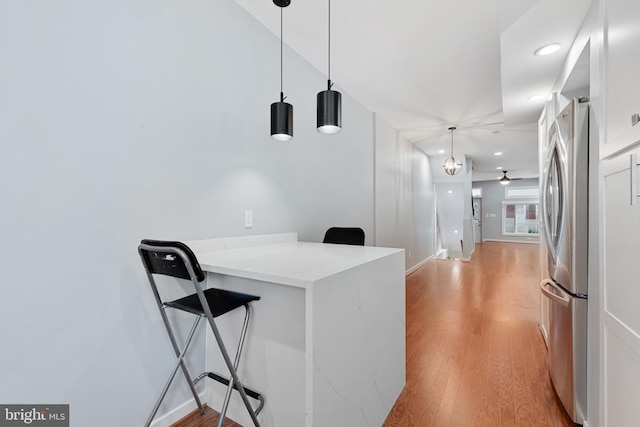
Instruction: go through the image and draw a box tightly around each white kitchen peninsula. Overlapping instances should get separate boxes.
[185,233,405,427]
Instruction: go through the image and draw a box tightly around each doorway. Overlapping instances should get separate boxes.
[473,197,482,244]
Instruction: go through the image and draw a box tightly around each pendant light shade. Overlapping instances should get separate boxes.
[317,0,342,134]
[500,171,511,185]
[271,96,293,141]
[442,127,463,175]
[443,157,463,175]
[271,0,293,141]
[317,84,341,133]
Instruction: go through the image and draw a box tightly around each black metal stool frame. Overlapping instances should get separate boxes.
[138,240,264,427]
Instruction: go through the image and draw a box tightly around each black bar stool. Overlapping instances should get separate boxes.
[138,239,264,427]
[323,227,365,245]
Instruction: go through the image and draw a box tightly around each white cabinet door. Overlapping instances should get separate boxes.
[600,147,640,426]
[605,0,640,145]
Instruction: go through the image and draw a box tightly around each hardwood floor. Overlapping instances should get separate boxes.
[383,242,575,427]
[174,242,575,427]
[171,405,241,427]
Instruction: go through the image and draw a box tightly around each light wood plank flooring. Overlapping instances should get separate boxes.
[382,242,575,427]
[171,405,240,427]
[174,242,575,427]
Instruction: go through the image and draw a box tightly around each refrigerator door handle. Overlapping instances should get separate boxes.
[540,278,571,307]
[631,154,640,206]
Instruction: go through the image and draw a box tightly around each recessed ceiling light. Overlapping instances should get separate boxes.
[535,43,561,56]
[438,149,445,154]
[448,190,453,194]
[528,94,546,101]
[494,152,503,156]
[496,166,503,170]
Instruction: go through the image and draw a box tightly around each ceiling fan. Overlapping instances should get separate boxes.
[499,170,523,185]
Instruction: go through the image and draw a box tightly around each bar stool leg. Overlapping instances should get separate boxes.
[205,308,261,427]
[217,304,252,427]
[145,315,205,427]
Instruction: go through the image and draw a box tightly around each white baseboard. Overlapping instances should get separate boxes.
[482,238,539,244]
[149,392,207,427]
[406,255,435,275]
[405,249,477,276]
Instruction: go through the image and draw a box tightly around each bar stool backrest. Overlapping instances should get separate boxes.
[323,227,365,246]
[139,239,205,283]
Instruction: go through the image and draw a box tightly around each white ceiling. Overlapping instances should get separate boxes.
[234,0,592,182]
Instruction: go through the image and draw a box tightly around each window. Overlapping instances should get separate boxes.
[502,201,539,235]
[504,186,539,199]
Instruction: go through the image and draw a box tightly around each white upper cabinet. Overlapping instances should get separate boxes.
[600,2,640,426]
[600,146,640,427]
[605,0,640,148]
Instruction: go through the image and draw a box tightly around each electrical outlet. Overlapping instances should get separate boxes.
[244,210,253,228]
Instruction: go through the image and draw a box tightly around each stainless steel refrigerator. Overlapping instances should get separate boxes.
[539,98,589,425]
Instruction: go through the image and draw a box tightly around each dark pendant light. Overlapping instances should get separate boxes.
[442,127,463,175]
[271,0,293,141]
[500,171,511,185]
[316,0,342,134]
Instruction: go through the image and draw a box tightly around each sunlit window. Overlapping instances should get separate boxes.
[502,202,539,235]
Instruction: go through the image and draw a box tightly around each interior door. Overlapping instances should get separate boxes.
[473,198,482,244]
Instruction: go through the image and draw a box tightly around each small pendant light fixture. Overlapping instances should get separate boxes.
[442,127,463,175]
[271,0,293,141]
[500,170,511,185]
[316,0,342,134]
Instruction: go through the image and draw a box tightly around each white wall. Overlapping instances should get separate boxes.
[435,182,465,258]
[432,157,473,259]
[0,1,435,425]
[472,178,540,243]
[462,157,475,258]
[374,115,436,270]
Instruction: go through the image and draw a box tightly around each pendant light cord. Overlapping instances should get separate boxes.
[280,7,285,102]
[328,0,332,88]
[450,128,454,156]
